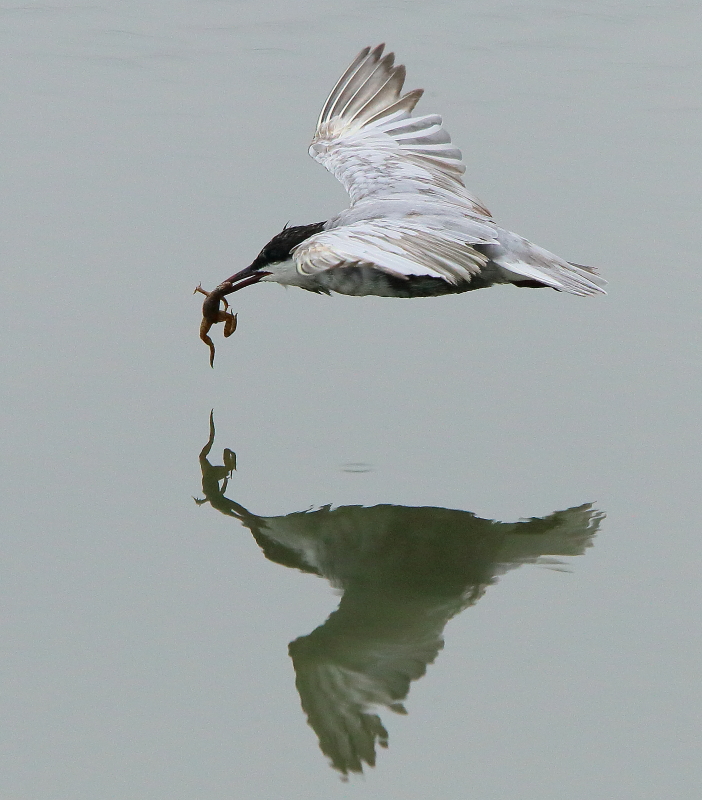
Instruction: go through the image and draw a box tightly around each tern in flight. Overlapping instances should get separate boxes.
[197,44,606,364]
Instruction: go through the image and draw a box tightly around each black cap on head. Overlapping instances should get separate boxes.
[251,221,326,269]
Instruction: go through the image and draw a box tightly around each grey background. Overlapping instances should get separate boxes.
[1,0,700,797]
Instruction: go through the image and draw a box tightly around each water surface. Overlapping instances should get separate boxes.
[2,2,701,798]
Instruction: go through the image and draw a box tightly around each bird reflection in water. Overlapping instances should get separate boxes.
[195,413,604,778]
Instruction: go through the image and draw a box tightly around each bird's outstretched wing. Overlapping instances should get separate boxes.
[299,44,498,285]
[292,217,492,284]
[309,44,490,218]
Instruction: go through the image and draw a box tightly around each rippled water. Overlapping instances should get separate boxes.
[2,2,701,798]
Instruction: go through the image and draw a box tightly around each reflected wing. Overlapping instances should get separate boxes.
[309,44,491,218]
[289,607,446,777]
[289,659,393,776]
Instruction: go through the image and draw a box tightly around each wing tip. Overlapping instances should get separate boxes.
[317,44,422,133]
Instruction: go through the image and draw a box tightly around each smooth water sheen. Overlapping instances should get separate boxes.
[2,2,701,798]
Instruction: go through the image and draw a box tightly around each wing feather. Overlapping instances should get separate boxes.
[493,232,608,296]
[310,44,489,217]
[293,219,491,284]
[338,57,399,122]
[317,45,373,128]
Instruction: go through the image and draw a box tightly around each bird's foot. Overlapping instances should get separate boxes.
[195,284,238,367]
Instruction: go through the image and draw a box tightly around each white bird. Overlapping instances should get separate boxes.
[198,44,606,364]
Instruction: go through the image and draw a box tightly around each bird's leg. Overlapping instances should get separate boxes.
[194,283,238,367]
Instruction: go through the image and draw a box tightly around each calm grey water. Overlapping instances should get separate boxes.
[2,1,701,797]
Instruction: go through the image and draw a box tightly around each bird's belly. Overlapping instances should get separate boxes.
[315,266,483,298]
